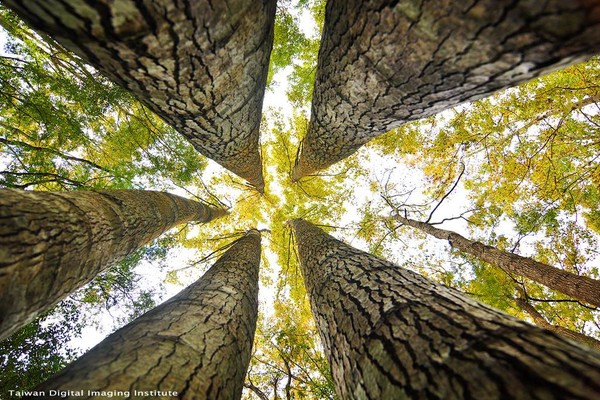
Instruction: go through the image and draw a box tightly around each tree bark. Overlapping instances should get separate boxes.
[3,0,277,192]
[31,230,261,399]
[293,0,600,179]
[0,188,226,341]
[515,296,600,352]
[290,219,600,399]
[395,214,600,307]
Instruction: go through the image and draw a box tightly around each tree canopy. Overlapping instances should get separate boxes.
[1,1,599,398]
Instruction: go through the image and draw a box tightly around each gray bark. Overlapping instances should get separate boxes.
[0,188,226,341]
[290,219,600,399]
[293,0,600,179]
[395,214,600,307]
[3,0,277,192]
[30,230,261,399]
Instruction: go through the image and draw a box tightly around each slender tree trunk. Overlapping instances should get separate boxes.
[515,296,600,351]
[293,0,600,179]
[244,382,269,400]
[31,230,261,399]
[3,0,277,192]
[0,188,226,341]
[395,214,600,307]
[290,219,600,399]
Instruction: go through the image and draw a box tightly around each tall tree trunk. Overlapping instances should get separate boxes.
[515,295,600,352]
[395,214,600,307]
[32,230,261,399]
[0,188,226,341]
[3,0,277,192]
[290,219,600,399]
[293,0,600,179]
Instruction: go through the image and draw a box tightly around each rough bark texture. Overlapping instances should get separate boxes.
[0,188,225,341]
[290,219,600,399]
[31,231,260,399]
[515,296,600,352]
[293,0,600,179]
[396,215,600,307]
[4,0,276,192]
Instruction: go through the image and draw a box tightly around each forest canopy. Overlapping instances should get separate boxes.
[1,0,599,398]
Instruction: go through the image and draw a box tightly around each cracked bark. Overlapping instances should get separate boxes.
[293,0,600,179]
[290,219,600,399]
[31,230,261,400]
[395,215,600,308]
[0,188,226,341]
[3,0,277,192]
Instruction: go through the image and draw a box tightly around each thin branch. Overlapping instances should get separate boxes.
[430,209,476,226]
[172,234,244,273]
[1,120,153,190]
[426,162,465,223]
[1,170,83,187]
[526,296,598,310]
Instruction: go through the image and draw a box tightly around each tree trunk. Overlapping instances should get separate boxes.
[293,0,600,179]
[290,219,600,399]
[244,382,270,400]
[31,230,261,399]
[3,0,277,192]
[0,188,226,341]
[515,296,600,352]
[395,214,600,307]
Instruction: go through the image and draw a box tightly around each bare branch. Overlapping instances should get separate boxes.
[426,162,465,223]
